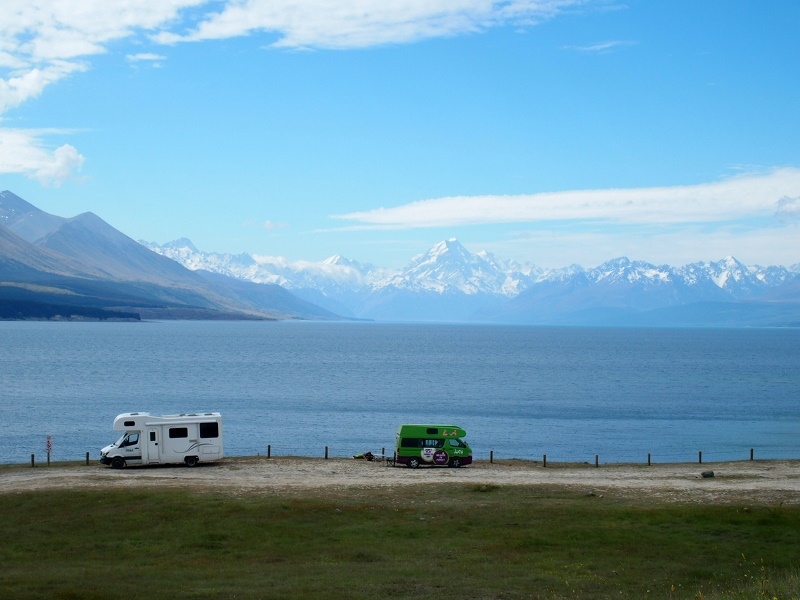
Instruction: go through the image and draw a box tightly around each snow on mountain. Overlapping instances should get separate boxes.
[681,256,785,298]
[140,240,256,279]
[141,237,797,323]
[141,240,390,295]
[378,238,518,295]
[588,257,673,286]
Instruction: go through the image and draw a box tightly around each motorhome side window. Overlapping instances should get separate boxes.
[199,422,219,438]
[169,427,189,438]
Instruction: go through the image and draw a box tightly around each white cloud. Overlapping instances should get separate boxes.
[0,1,204,113]
[330,168,800,229]
[33,143,85,186]
[126,53,166,68]
[154,0,590,49]
[0,61,88,113]
[126,53,166,62]
[564,39,636,53]
[262,220,289,231]
[776,195,800,223]
[0,128,85,186]
[0,0,593,186]
[490,225,800,269]
[0,1,203,182]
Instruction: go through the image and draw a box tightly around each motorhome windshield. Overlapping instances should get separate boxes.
[119,433,139,447]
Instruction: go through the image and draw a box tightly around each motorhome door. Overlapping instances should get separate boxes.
[147,429,160,463]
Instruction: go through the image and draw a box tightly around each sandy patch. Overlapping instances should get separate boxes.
[2,457,798,505]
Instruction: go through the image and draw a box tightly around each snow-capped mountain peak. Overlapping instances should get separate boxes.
[381,238,515,295]
[140,237,798,323]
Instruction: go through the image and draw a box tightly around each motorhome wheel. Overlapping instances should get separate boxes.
[185,456,199,467]
[111,457,125,469]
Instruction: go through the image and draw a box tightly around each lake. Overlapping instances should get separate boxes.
[1,321,798,465]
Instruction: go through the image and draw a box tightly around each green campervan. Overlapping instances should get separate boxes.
[395,424,472,468]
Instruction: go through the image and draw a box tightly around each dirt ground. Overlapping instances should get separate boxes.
[2,456,799,505]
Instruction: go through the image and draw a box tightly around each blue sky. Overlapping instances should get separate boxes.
[1,0,799,268]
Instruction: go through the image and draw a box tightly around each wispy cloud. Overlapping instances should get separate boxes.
[153,0,592,49]
[776,195,800,223]
[0,61,88,113]
[0,1,201,183]
[0,0,596,185]
[486,223,800,268]
[564,39,636,53]
[126,53,167,67]
[0,2,200,111]
[242,218,290,231]
[330,168,800,229]
[1,1,594,109]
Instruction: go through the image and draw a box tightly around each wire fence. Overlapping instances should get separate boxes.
[14,443,794,467]
[224,443,774,465]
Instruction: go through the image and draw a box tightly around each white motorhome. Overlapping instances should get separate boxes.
[100,412,223,469]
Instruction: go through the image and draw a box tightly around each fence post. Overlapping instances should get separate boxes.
[543,454,547,468]
[86,452,90,466]
[699,451,702,464]
[267,444,271,458]
[490,450,493,464]
[325,446,329,459]
[647,453,651,466]
[750,448,754,461]
[31,454,35,468]
[595,454,599,468]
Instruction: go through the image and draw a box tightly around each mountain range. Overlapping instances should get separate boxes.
[0,191,337,321]
[2,189,799,325]
[143,237,800,327]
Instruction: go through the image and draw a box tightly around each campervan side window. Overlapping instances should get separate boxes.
[169,427,189,439]
[400,438,444,448]
[199,422,219,438]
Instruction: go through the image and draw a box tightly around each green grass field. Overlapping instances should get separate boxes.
[1,481,798,599]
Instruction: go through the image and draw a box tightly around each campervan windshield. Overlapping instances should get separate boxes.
[447,438,468,448]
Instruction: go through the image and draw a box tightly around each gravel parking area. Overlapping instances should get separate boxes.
[2,456,799,505]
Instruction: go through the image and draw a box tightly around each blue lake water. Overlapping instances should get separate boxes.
[1,320,798,465]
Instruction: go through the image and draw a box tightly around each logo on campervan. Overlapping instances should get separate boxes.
[432,450,449,465]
